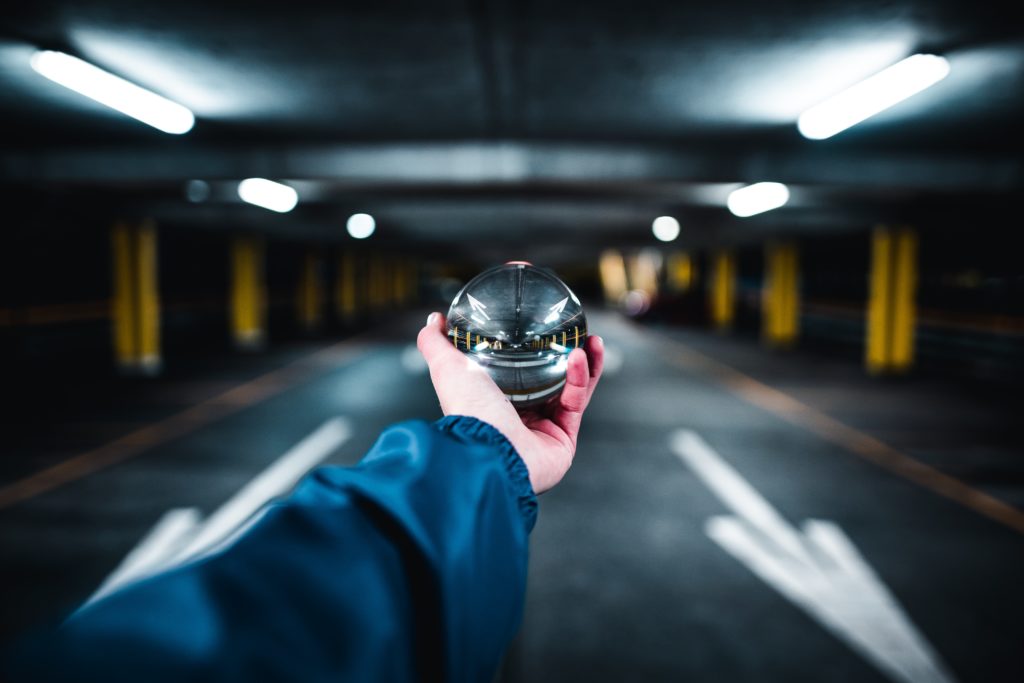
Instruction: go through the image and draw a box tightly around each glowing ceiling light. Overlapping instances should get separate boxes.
[652,216,680,242]
[347,213,375,239]
[798,54,950,140]
[30,50,194,134]
[727,182,790,217]
[237,178,298,213]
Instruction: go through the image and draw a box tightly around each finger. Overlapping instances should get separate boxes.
[584,335,605,400]
[417,312,463,370]
[417,312,511,420]
[551,347,590,443]
[417,313,466,410]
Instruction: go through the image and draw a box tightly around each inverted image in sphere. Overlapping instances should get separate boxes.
[446,262,587,409]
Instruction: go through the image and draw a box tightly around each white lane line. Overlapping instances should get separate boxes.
[400,344,428,374]
[85,417,351,607]
[88,507,201,605]
[170,417,351,566]
[600,345,623,375]
[671,429,956,683]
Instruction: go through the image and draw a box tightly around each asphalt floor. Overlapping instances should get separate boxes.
[1,311,1022,682]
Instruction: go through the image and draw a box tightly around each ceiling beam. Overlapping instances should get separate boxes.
[3,142,1020,192]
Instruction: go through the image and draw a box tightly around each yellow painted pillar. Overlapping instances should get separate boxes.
[628,251,660,298]
[335,250,358,322]
[599,250,628,305]
[667,251,694,293]
[407,259,418,305]
[365,256,377,311]
[230,236,266,350]
[111,220,161,374]
[393,258,407,307]
[709,249,736,329]
[380,258,393,308]
[762,242,799,347]
[297,249,324,331]
[866,226,917,374]
[111,222,136,369]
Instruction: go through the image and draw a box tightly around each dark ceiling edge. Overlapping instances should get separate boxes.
[2,142,1020,191]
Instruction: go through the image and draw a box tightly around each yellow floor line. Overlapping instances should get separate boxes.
[0,341,368,510]
[657,335,1024,536]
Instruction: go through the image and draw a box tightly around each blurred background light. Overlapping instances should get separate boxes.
[798,54,950,140]
[727,182,790,217]
[237,178,298,213]
[29,50,195,134]
[652,216,680,242]
[347,213,376,239]
[184,179,210,203]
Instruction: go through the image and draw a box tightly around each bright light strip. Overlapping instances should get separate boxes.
[237,178,298,213]
[797,54,950,140]
[29,50,194,135]
[347,213,375,239]
[727,182,790,217]
[652,216,680,242]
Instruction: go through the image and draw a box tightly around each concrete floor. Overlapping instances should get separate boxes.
[2,311,1022,682]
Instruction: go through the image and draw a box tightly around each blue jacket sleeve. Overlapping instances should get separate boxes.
[8,416,537,683]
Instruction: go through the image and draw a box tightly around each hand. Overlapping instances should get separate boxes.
[417,312,604,494]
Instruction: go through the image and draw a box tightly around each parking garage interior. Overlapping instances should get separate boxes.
[1,2,1023,681]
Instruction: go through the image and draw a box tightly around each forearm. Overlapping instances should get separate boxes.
[6,417,536,683]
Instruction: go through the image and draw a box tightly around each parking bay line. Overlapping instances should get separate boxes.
[655,335,1024,537]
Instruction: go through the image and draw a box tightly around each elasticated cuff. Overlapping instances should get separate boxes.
[434,415,538,533]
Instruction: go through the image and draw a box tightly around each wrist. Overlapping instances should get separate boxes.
[434,415,538,532]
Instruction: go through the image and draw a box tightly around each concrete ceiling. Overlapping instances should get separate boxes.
[0,0,1021,257]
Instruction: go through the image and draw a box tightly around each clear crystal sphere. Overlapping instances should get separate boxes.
[446,262,587,409]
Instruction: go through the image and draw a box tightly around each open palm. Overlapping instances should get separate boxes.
[417,312,604,493]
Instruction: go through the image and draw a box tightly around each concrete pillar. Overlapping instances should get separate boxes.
[709,249,736,329]
[866,226,918,374]
[762,242,799,347]
[230,236,266,350]
[111,219,161,374]
[297,249,324,332]
[335,250,358,323]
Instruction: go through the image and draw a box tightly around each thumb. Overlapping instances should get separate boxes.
[417,312,463,370]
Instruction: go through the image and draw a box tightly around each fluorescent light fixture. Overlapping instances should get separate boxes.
[347,213,375,239]
[727,182,790,217]
[237,178,298,213]
[798,54,950,140]
[29,50,194,134]
[652,216,680,242]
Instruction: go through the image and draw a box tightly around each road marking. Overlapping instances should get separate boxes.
[672,429,956,683]
[0,341,367,510]
[84,417,351,606]
[400,343,428,374]
[656,334,1024,536]
[88,507,201,605]
[600,344,623,375]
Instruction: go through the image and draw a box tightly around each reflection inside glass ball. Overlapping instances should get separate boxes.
[446,262,587,409]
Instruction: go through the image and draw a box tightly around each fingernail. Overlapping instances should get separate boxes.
[427,312,438,326]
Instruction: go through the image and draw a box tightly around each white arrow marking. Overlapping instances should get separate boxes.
[88,507,201,605]
[543,297,569,324]
[466,293,491,321]
[671,430,956,683]
[84,417,351,607]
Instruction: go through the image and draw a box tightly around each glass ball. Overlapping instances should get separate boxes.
[446,262,587,409]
